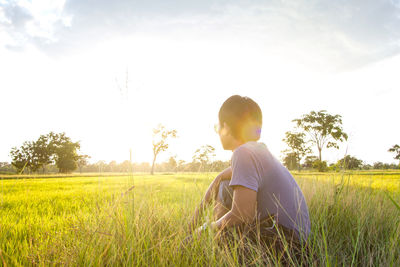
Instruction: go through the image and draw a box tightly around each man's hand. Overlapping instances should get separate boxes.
[181,223,210,250]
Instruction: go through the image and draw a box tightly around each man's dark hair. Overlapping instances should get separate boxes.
[218,95,262,142]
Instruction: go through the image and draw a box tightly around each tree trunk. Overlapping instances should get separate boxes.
[151,155,157,175]
[318,147,322,161]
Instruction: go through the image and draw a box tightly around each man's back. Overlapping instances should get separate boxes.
[229,141,311,240]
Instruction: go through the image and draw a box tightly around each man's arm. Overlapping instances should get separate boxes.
[209,185,257,231]
[188,167,232,232]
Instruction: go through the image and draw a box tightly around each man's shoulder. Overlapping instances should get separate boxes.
[236,142,268,155]
[236,141,266,150]
[232,143,256,158]
[232,142,270,164]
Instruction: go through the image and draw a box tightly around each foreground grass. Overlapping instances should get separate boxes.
[0,172,399,266]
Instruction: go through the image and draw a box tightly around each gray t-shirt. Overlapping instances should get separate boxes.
[229,141,311,240]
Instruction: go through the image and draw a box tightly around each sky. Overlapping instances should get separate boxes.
[1,0,399,165]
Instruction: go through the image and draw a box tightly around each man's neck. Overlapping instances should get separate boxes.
[231,139,246,152]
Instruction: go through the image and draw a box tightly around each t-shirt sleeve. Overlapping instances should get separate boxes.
[229,147,260,192]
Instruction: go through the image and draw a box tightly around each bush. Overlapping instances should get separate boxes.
[312,160,328,172]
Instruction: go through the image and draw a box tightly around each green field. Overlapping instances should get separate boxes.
[0,172,399,266]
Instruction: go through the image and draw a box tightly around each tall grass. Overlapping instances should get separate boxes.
[0,173,399,266]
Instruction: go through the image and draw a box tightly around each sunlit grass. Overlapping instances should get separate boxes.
[0,172,399,266]
[293,171,400,192]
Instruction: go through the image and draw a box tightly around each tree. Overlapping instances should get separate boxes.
[151,124,177,175]
[177,160,186,172]
[0,162,14,173]
[96,160,107,173]
[167,156,177,172]
[282,131,311,170]
[48,132,81,173]
[388,144,400,166]
[192,145,216,172]
[11,132,85,174]
[373,161,399,170]
[362,163,372,170]
[187,161,201,172]
[282,152,299,170]
[373,162,384,169]
[293,110,348,162]
[134,162,150,172]
[32,134,53,173]
[108,160,117,172]
[210,160,230,172]
[77,155,90,173]
[337,155,363,170]
[120,160,132,172]
[312,160,328,172]
[302,155,318,169]
[10,141,34,174]
[10,134,55,174]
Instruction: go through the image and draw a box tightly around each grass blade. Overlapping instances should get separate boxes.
[385,192,400,212]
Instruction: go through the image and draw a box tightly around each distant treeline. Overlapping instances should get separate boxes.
[285,154,400,172]
[0,158,398,175]
[0,158,231,174]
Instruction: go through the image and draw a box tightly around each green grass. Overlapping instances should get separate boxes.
[0,172,399,266]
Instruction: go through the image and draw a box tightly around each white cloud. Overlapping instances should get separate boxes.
[1,0,400,69]
[0,0,70,49]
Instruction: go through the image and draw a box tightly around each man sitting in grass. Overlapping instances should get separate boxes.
[186,95,311,263]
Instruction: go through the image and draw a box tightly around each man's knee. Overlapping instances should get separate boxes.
[217,180,233,209]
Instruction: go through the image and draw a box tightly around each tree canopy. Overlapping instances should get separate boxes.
[192,145,216,172]
[293,110,348,162]
[282,131,311,170]
[10,132,84,174]
[151,124,177,175]
[388,144,400,165]
[336,155,363,170]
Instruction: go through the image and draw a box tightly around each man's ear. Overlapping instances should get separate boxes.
[223,122,231,134]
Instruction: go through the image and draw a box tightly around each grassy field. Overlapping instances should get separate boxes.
[0,172,399,266]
